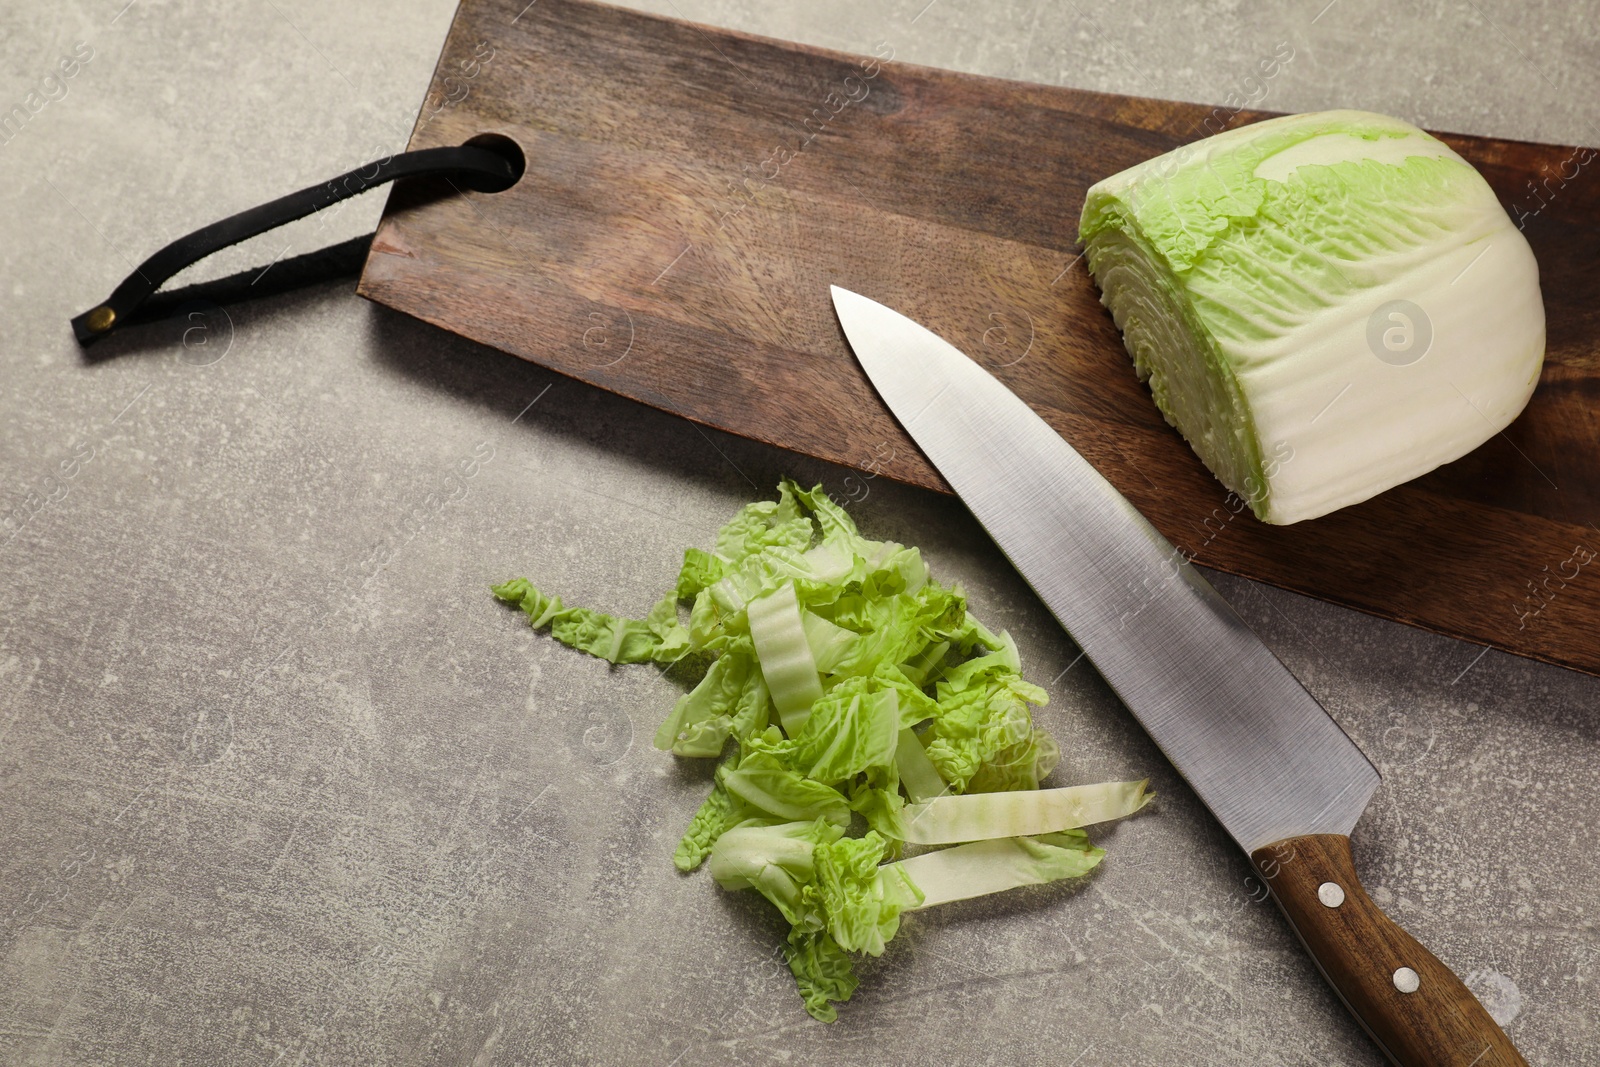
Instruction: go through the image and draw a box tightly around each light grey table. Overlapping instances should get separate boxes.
[2,1,1595,1064]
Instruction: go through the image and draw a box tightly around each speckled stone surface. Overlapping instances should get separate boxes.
[1,1,1596,1064]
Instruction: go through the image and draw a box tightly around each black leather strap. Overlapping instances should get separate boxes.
[71,144,517,346]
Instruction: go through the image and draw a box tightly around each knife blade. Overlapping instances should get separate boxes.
[830,285,1526,1067]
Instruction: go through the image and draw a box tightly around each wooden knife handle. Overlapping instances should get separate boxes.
[1251,834,1526,1067]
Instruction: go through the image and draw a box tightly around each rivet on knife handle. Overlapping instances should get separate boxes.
[1252,835,1526,1067]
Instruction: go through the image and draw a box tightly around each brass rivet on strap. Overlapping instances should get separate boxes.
[86,306,117,333]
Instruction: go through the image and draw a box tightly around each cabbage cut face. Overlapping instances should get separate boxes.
[1079,109,1545,524]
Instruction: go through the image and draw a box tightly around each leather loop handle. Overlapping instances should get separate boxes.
[70,144,518,346]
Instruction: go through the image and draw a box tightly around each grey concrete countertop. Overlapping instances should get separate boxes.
[2,1,1596,1064]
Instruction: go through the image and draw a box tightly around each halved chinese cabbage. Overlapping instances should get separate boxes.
[1079,109,1545,524]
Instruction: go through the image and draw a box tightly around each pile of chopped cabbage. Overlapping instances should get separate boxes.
[494,481,1149,1020]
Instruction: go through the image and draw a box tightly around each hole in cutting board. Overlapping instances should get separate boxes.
[460,133,525,192]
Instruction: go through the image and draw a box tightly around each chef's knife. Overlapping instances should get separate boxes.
[830,286,1525,1067]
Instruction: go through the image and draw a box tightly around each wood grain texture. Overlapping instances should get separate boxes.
[1252,835,1526,1067]
[357,0,1600,674]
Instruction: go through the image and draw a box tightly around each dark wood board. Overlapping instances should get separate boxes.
[358,0,1600,677]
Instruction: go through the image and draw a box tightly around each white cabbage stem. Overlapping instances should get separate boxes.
[746,580,823,735]
[901,780,1151,845]
[890,834,1103,908]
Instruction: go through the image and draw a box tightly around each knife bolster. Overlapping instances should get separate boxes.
[1250,834,1526,1067]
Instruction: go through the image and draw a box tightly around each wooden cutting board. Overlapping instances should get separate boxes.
[358,0,1600,677]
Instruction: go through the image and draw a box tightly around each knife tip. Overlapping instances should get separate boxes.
[829,285,878,335]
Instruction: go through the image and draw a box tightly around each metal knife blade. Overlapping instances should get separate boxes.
[830,285,1378,854]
